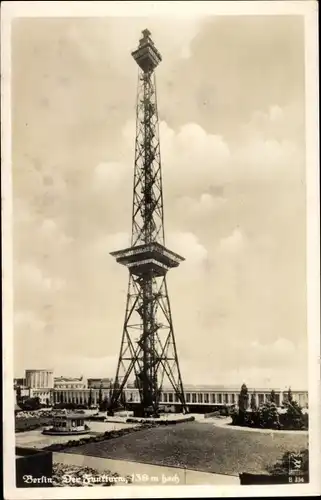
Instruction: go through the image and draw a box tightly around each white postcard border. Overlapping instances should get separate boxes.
[2,1,320,498]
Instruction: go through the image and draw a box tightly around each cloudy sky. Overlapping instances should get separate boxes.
[12,15,308,389]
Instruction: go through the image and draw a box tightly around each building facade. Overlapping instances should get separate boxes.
[53,388,111,406]
[16,370,54,405]
[14,378,27,388]
[25,369,54,389]
[52,384,308,409]
[29,388,53,405]
[125,385,308,409]
[87,378,113,389]
[15,371,308,410]
[54,376,87,390]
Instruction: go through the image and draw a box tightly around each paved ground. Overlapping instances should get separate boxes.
[54,452,239,486]
[15,421,138,449]
[86,421,139,432]
[16,430,94,449]
[64,420,308,476]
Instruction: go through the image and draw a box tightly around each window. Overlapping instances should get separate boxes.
[204,393,209,403]
[218,393,222,403]
[174,393,179,403]
[197,393,203,403]
[258,394,264,405]
[224,394,229,403]
[192,393,197,403]
[211,393,216,403]
[231,394,235,403]
[163,393,168,402]
[168,393,173,403]
[186,393,191,403]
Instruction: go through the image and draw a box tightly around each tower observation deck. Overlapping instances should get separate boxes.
[109,29,187,417]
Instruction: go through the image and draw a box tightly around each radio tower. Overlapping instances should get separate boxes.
[109,29,187,417]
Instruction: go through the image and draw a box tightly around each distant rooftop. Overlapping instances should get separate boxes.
[54,376,84,382]
[53,410,90,420]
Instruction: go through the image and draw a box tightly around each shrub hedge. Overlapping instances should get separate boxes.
[231,402,308,431]
[15,416,52,433]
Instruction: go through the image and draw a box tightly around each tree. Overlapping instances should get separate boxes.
[250,392,257,411]
[285,399,304,429]
[270,389,276,404]
[237,383,249,425]
[259,401,280,429]
[16,385,22,404]
[287,387,293,404]
[238,383,249,411]
[98,383,103,407]
[120,391,127,409]
[109,381,113,401]
[267,449,308,476]
[100,396,109,411]
[88,388,93,408]
[22,397,41,411]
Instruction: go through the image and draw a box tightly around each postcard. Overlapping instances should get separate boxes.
[2,1,320,498]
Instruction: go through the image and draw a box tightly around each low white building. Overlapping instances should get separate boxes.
[29,388,53,405]
[54,376,87,390]
[52,384,308,409]
[15,370,54,405]
[25,369,54,389]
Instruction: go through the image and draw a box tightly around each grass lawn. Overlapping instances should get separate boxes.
[64,421,308,476]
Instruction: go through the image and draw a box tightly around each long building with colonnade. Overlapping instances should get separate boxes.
[14,369,308,409]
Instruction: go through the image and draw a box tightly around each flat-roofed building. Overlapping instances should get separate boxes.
[25,369,54,389]
[87,378,113,389]
[51,384,308,410]
[54,376,87,390]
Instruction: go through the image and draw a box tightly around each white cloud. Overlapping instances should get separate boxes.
[12,17,307,385]
[67,17,204,72]
[269,105,284,122]
[176,193,226,218]
[93,161,130,192]
[53,355,118,379]
[96,104,301,211]
[218,228,245,254]
[14,310,45,330]
[16,262,66,295]
[180,336,307,389]
[39,218,73,248]
[167,231,208,266]
[160,121,231,193]
[93,232,131,256]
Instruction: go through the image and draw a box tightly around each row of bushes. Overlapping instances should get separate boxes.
[267,448,309,476]
[15,416,52,433]
[126,416,195,425]
[231,402,308,430]
[44,423,156,452]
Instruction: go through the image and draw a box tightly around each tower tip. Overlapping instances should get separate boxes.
[132,27,162,71]
[142,28,152,38]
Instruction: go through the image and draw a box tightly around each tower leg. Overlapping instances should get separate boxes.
[109,273,187,416]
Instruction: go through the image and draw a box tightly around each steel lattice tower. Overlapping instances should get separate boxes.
[109,29,187,417]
